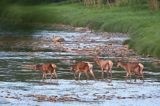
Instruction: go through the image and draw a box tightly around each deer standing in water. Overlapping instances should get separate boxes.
[71,61,95,80]
[117,61,144,83]
[94,56,113,81]
[34,63,57,80]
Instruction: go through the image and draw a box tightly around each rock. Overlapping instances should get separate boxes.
[117,96,126,99]
[52,36,65,43]
[74,27,91,32]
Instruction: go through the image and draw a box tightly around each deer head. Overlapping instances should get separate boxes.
[33,64,41,71]
[116,60,122,68]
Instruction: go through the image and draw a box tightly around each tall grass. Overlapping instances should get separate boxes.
[51,4,160,57]
[0,3,160,57]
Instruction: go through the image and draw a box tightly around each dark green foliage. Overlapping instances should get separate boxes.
[0,0,68,5]
[0,4,58,31]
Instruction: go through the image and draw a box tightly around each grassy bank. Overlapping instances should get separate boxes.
[0,3,160,57]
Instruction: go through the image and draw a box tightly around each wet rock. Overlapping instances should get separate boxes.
[47,96,57,102]
[36,95,48,101]
[5,96,20,100]
[74,27,91,32]
[24,94,80,102]
[128,96,134,99]
[117,96,126,99]
[52,36,65,43]
[95,95,113,100]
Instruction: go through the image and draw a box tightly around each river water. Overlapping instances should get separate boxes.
[0,30,160,106]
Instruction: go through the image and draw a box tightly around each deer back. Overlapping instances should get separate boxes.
[97,59,112,69]
[41,64,51,71]
[72,62,89,72]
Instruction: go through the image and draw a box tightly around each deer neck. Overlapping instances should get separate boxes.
[96,59,101,66]
[119,62,127,70]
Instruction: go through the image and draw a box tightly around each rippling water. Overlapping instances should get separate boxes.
[0,30,160,106]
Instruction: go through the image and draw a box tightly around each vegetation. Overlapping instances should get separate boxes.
[0,0,160,57]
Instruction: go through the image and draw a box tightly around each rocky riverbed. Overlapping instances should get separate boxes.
[0,28,160,106]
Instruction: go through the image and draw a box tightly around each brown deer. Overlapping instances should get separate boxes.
[34,63,57,80]
[117,61,144,82]
[71,61,95,80]
[94,56,113,81]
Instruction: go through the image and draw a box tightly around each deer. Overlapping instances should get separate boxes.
[117,61,144,83]
[94,56,113,81]
[33,63,57,80]
[71,61,96,80]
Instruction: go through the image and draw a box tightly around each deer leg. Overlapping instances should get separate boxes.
[109,66,112,81]
[89,69,95,80]
[106,70,109,80]
[139,68,144,83]
[125,72,129,82]
[109,70,112,82]
[74,73,77,80]
[134,75,137,82]
[101,68,104,79]
[105,66,109,80]
[45,73,47,79]
[101,71,104,79]
[129,73,132,82]
[78,73,81,80]
[42,73,45,80]
[106,71,111,82]
[54,70,58,79]
[128,70,131,82]
[42,72,46,81]
[140,75,144,83]
[74,71,79,80]
[85,72,90,80]
[50,72,53,81]
[105,71,109,81]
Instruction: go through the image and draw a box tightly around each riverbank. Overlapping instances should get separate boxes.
[0,3,160,57]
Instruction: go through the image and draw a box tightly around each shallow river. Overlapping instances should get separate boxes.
[0,30,160,106]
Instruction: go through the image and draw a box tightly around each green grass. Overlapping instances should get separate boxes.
[0,4,58,31]
[0,3,160,57]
